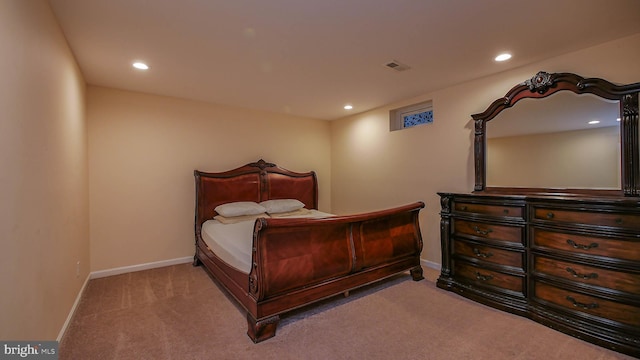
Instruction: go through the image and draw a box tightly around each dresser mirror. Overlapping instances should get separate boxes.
[486,92,621,189]
[473,71,640,196]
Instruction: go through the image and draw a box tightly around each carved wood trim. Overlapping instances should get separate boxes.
[622,93,640,196]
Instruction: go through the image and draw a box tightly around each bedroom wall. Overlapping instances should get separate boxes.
[87,87,331,271]
[0,0,89,340]
[330,33,640,267]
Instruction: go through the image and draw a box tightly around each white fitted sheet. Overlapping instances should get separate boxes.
[201,210,333,274]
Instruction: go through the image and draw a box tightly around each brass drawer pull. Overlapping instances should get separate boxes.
[615,218,623,225]
[546,212,554,219]
[566,239,599,250]
[460,205,468,211]
[503,209,509,214]
[565,267,598,280]
[566,295,599,310]
[475,271,493,281]
[473,226,493,236]
[473,248,494,258]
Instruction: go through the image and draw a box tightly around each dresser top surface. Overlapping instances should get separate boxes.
[439,191,640,207]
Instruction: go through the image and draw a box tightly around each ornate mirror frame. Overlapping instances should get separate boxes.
[473,71,640,196]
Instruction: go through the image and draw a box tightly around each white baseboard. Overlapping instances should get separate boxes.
[421,259,441,271]
[90,256,194,279]
[58,256,194,342]
[57,273,90,342]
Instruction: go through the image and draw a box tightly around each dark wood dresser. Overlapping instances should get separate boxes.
[437,71,640,357]
[437,193,640,356]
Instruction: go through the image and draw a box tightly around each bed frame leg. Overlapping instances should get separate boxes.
[247,313,280,343]
[410,265,424,281]
[192,254,202,267]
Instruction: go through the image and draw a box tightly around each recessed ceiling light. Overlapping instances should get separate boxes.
[494,53,512,62]
[344,105,353,110]
[132,62,149,70]
[588,120,600,125]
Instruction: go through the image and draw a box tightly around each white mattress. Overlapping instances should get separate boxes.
[201,210,332,274]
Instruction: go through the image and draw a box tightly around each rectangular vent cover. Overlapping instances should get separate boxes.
[385,60,411,72]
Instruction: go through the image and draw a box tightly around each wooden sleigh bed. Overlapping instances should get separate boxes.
[193,159,425,342]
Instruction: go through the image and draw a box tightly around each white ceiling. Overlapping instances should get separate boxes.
[48,0,640,120]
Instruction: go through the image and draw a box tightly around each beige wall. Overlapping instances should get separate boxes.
[488,126,620,189]
[1,1,637,340]
[87,87,331,271]
[330,33,640,266]
[0,0,88,340]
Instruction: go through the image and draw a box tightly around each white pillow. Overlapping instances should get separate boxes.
[260,199,305,214]
[214,201,267,217]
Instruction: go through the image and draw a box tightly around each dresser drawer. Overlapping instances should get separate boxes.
[534,282,640,327]
[455,262,524,294]
[454,219,522,243]
[533,256,640,294]
[455,202,523,218]
[453,240,523,268]
[533,207,640,230]
[532,228,640,261]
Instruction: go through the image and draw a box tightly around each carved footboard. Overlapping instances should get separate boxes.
[246,201,425,342]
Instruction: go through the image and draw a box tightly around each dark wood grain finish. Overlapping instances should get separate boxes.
[453,240,522,268]
[453,219,522,243]
[532,228,640,261]
[455,202,523,217]
[533,207,640,230]
[534,256,640,294]
[194,160,425,343]
[534,282,640,327]
[455,262,524,293]
[251,203,424,300]
[438,192,640,357]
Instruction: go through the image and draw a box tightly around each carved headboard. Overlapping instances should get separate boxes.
[194,159,318,229]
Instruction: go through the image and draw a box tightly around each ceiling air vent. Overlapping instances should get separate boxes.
[384,60,411,72]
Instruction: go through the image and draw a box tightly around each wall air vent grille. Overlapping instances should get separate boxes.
[384,60,411,72]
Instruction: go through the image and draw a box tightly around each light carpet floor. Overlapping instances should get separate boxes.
[59,264,635,359]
